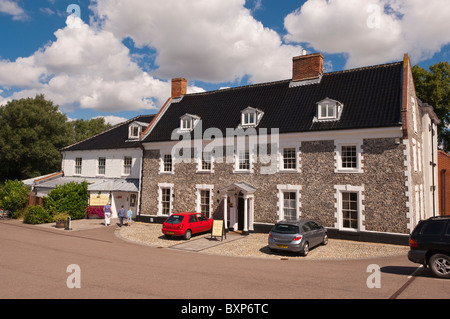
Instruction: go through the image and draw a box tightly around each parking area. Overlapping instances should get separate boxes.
[117,221,410,260]
[31,218,410,260]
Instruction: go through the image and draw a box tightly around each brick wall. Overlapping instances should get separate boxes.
[438,150,450,216]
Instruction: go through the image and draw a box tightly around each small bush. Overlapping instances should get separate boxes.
[44,181,88,220]
[23,206,51,225]
[0,180,29,218]
[53,212,70,222]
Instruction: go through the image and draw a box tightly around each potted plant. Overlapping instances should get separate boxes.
[53,212,69,228]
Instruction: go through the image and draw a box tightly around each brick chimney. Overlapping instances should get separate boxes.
[292,53,324,82]
[171,78,187,98]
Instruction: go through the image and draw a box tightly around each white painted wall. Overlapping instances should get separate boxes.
[61,149,142,179]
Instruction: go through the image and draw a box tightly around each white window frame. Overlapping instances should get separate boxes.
[234,149,253,173]
[315,98,343,122]
[158,183,174,216]
[195,184,214,218]
[279,146,301,173]
[412,138,417,172]
[75,157,82,175]
[334,185,365,232]
[242,112,256,126]
[197,150,214,173]
[160,153,174,174]
[240,107,263,127]
[123,156,132,175]
[181,118,192,131]
[318,103,336,120]
[180,114,200,132]
[334,139,363,173]
[129,125,141,139]
[98,157,106,176]
[276,185,302,221]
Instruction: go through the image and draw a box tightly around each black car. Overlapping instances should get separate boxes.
[408,216,450,279]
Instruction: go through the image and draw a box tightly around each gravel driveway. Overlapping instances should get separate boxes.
[118,222,409,260]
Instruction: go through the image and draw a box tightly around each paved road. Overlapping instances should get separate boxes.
[1,219,448,304]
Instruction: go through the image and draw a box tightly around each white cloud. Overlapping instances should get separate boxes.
[0,0,27,20]
[0,17,173,112]
[91,0,302,84]
[284,0,450,68]
[93,115,128,126]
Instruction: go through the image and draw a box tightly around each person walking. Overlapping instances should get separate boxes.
[126,207,133,226]
[104,202,112,226]
[118,205,125,227]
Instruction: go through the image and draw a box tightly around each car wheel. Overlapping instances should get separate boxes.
[429,254,450,279]
[322,234,328,245]
[184,230,192,240]
[301,242,309,256]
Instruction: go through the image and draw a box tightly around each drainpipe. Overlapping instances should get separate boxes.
[431,124,436,217]
[137,141,145,221]
[441,169,446,216]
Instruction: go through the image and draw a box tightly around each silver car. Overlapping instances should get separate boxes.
[268,219,328,256]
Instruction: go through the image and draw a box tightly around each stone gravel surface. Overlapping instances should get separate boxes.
[118,222,410,260]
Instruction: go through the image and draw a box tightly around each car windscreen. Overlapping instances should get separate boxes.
[166,215,184,224]
[271,224,299,234]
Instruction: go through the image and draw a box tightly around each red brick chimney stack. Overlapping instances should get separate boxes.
[292,52,324,82]
[171,78,187,98]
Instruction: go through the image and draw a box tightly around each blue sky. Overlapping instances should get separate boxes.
[0,0,449,125]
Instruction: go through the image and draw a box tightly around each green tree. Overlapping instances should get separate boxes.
[71,118,111,143]
[44,181,88,220]
[0,180,30,218]
[412,62,450,151]
[0,95,73,181]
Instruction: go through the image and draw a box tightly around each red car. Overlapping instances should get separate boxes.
[162,212,213,240]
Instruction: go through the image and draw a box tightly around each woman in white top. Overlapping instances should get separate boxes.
[104,202,112,226]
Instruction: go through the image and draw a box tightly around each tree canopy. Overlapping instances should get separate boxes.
[412,62,450,151]
[0,95,111,182]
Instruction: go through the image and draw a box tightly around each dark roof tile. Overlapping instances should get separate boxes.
[144,61,403,143]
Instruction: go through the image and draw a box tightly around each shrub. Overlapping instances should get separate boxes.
[0,180,29,218]
[53,212,70,222]
[44,181,88,220]
[23,206,51,225]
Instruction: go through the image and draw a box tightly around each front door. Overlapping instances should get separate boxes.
[238,193,244,231]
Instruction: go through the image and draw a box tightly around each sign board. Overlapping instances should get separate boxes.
[211,220,226,241]
[89,194,109,206]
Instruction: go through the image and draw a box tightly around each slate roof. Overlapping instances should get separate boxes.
[62,115,155,151]
[143,61,404,143]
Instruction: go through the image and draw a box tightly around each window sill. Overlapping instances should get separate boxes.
[159,171,174,175]
[196,170,214,174]
[334,169,363,174]
[233,169,253,174]
[279,169,300,174]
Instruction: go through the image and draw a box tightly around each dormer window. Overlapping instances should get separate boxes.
[129,125,140,139]
[180,114,200,132]
[128,121,148,140]
[316,98,343,121]
[241,107,263,127]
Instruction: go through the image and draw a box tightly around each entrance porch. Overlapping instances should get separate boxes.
[220,182,257,235]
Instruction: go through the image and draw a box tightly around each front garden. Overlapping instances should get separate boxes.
[0,179,101,225]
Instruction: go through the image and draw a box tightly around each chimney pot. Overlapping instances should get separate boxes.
[171,78,187,98]
[292,53,324,82]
